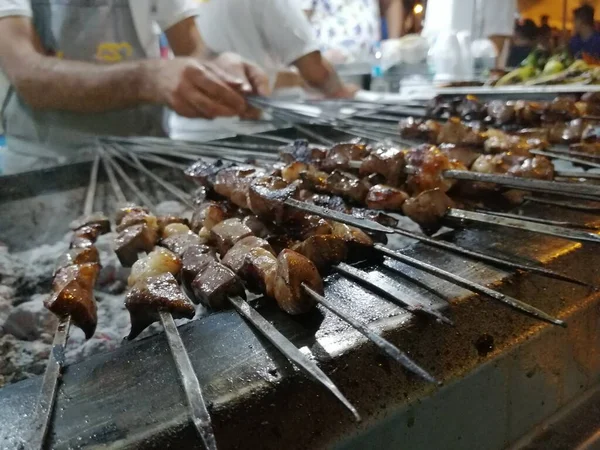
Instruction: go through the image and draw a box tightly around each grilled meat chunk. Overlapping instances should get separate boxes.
[281,161,311,183]
[185,159,236,187]
[247,176,299,224]
[239,247,279,295]
[330,222,374,246]
[438,144,480,167]
[242,215,270,238]
[487,100,515,125]
[161,232,206,258]
[126,273,195,340]
[214,165,266,209]
[402,188,454,235]
[190,262,245,309]
[114,223,159,267]
[273,250,323,315]
[405,146,466,194]
[507,155,554,180]
[69,212,110,234]
[191,201,235,234]
[320,140,369,172]
[366,184,409,211]
[279,139,328,164]
[162,223,192,238]
[70,236,95,249]
[55,247,100,274]
[399,117,440,143]
[128,248,182,287]
[115,205,150,224]
[222,236,275,274]
[292,234,348,271]
[210,218,254,255]
[158,216,190,234]
[45,263,100,339]
[181,244,218,287]
[324,170,370,204]
[359,145,406,186]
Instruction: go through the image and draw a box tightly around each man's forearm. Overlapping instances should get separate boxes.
[385,0,404,38]
[8,55,157,112]
[294,52,346,97]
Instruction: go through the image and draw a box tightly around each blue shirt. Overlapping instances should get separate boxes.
[570,31,600,58]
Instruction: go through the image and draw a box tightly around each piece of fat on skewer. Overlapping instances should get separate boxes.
[126,272,196,340]
[69,212,111,234]
[128,248,183,287]
[45,262,100,339]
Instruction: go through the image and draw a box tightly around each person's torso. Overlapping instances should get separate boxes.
[572,32,600,58]
[2,0,164,161]
[308,0,380,60]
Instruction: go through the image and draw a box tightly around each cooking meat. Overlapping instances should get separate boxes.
[402,188,455,235]
[239,247,279,296]
[221,236,275,274]
[281,161,311,183]
[507,155,554,180]
[359,145,406,186]
[161,232,206,258]
[128,248,182,287]
[330,222,373,247]
[214,165,266,209]
[126,273,196,340]
[114,223,159,267]
[279,139,327,164]
[399,117,441,143]
[162,223,192,238]
[324,170,370,204]
[190,262,245,309]
[405,146,466,194]
[272,250,323,315]
[242,215,270,238]
[247,176,299,224]
[210,218,254,255]
[366,184,409,211]
[69,212,110,234]
[292,234,348,271]
[487,100,515,125]
[185,159,236,187]
[55,247,100,274]
[116,209,159,235]
[438,144,480,167]
[191,201,235,234]
[320,140,369,172]
[45,262,100,339]
[115,204,150,224]
[158,216,190,234]
[181,244,218,287]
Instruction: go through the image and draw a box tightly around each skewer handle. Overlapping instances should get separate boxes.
[159,311,218,450]
[29,315,71,450]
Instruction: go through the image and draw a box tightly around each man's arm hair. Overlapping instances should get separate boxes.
[293,51,348,97]
[0,16,158,112]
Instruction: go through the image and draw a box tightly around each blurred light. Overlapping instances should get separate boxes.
[413,3,423,14]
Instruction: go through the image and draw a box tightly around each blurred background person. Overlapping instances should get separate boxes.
[506,19,538,68]
[301,0,404,63]
[570,4,600,59]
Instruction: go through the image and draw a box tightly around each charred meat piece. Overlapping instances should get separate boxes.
[71,224,104,246]
[126,273,195,340]
[247,176,299,224]
[514,100,546,126]
[185,159,236,187]
[116,210,159,235]
[190,262,245,309]
[115,205,150,225]
[161,232,206,258]
[158,216,190,234]
[351,208,399,228]
[399,117,439,143]
[405,146,465,194]
[330,222,374,247]
[324,170,370,204]
[70,237,94,249]
[437,117,470,145]
[210,218,254,255]
[128,248,182,287]
[46,263,100,339]
[292,234,348,271]
[487,100,515,125]
[273,250,323,315]
[55,247,100,274]
[181,244,218,287]
[114,223,159,267]
[281,161,311,183]
[191,201,235,234]
[582,123,600,143]
[320,140,369,172]
[69,212,110,234]
[238,247,279,295]
[471,153,524,176]
[438,144,480,168]
[402,188,454,235]
[214,165,266,209]
[285,214,333,240]
[279,139,328,164]
[456,95,485,121]
[359,145,406,186]
[508,155,554,180]
[544,97,579,122]
[242,216,270,238]
[222,236,275,274]
[366,184,409,211]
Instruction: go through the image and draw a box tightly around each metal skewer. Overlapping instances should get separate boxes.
[285,199,593,288]
[374,245,566,327]
[475,210,599,230]
[531,149,600,170]
[100,151,218,450]
[525,195,600,213]
[110,144,441,386]
[30,153,100,449]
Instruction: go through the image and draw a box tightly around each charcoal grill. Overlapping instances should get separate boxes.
[0,124,599,450]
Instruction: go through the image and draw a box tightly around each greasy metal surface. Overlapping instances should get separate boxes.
[0,128,599,449]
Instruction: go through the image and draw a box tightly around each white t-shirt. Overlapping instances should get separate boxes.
[195,0,319,85]
[300,0,381,62]
[0,0,199,58]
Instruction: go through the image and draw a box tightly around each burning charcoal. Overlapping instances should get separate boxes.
[125,273,196,340]
[190,262,245,309]
[273,250,323,315]
[210,218,254,255]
